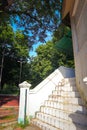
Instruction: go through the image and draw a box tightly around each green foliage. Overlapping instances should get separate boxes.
[0,24,14,58]
[0,0,62,45]
[0,24,29,61]
[1,115,16,120]
[29,37,74,88]
[0,23,30,89]
[0,8,74,91]
[14,31,29,60]
[29,25,74,88]
[17,117,29,128]
[0,84,19,95]
[0,24,14,42]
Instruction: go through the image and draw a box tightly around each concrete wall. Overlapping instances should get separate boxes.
[71,0,87,107]
[28,66,75,117]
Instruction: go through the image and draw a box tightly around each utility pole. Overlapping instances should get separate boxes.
[0,48,5,90]
[18,60,25,84]
[18,61,22,84]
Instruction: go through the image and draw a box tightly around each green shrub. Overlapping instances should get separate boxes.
[16,117,29,128]
[0,84,19,95]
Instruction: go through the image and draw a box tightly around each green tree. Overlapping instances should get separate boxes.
[29,25,74,88]
[0,24,29,89]
[13,31,29,61]
[13,31,29,83]
[0,24,14,89]
[29,42,60,88]
[0,0,62,46]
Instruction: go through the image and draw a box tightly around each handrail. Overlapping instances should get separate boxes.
[29,69,61,94]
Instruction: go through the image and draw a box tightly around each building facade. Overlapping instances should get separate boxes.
[62,0,87,107]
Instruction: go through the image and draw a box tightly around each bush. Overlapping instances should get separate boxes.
[0,84,19,95]
[16,117,29,129]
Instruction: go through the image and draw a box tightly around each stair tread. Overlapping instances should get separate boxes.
[37,112,87,127]
[44,100,87,114]
[55,85,77,91]
[32,77,87,130]
[45,100,84,106]
[37,110,87,120]
[52,90,80,98]
[58,78,76,86]
[37,110,87,126]
[33,115,87,130]
[32,118,61,130]
[61,77,76,83]
[40,106,87,115]
[0,117,18,127]
[48,95,83,105]
[49,94,81,99]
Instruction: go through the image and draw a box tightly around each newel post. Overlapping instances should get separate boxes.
[18,81,31,124]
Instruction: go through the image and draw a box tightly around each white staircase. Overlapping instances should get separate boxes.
[31,78,87,130]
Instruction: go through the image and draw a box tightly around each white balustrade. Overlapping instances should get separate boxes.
[18,81,31,124]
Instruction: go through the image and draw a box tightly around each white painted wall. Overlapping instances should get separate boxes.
[18,81,31,123]
[71,0,87,107]
[28,66,75,117]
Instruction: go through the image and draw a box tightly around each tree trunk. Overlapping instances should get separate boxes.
[0,48,5,90]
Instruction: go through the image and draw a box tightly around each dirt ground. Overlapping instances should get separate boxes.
[0,124,42,130]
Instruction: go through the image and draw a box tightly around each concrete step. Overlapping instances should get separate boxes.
[32,119,60,130]
[0,106,19,110]
[0,107,18,126]
[58,78,76,86]
[55,84,77,91]
[31,77,87,130]
[52,90,80,98]
[62,77,76,84]
[48,95,83,105]
[0,112,18,118]
[0,107,18,117]
[36,112,61,129]
[65,77,75,81]
[35,112,87,130]
[40,107,87,126]
[44,100,87,114]
[0,119,17,126]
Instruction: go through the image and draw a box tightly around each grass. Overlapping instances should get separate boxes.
[0,124,16,130]
[3,107,15,111]
[0,115,16,120]
[12,116,30,129]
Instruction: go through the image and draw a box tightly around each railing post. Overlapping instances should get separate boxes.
[18,81,31,124]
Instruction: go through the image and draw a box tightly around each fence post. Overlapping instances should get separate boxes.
[18,81,31,124]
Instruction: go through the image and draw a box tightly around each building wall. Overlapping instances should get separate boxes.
[70,0,87,107]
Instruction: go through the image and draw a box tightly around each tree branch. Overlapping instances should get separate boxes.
[6,10,42,25]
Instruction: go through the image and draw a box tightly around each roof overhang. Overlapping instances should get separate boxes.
[62,0,75,19]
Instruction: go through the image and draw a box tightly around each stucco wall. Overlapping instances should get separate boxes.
[28,66,75,117]
[71,0,87,107]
